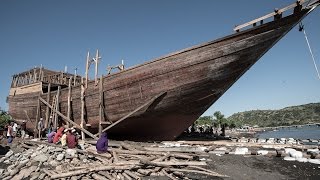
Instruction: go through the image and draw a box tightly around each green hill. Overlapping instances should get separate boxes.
[227,103,320,127]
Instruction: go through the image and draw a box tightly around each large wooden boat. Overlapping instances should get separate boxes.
[7,1,320,140]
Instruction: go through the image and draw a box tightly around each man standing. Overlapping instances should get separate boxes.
[38,118,44,139]
[21,120,26,139]
[7,122,13,144]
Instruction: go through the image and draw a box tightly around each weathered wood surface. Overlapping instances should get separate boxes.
[8,8,311,140]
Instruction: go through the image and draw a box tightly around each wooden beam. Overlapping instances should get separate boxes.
[67,77,72,127]
[234,0,305,31]
[99,75,103,138]
[45,83,51,128]
[96,92,166,136]
[80,77,85,140]
[38,96,98,140]
[54,86,61,129]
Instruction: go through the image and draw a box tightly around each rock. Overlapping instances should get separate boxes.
[30,172,40,180]
[56,153,65,161]
[215,147,227,151]
[267,138,275,143]
[36,145,44,151]
[79,155,86,160]
[43,162,49,166]
[284,148,296,154]
[308,159,320,164]
[49,160,59,166]
[257,139,266,143]
[307,148,320,154]
[0,169,4,175]
[65,149,78,159]
[38,173,46,179]
[41,147,48,153]
[257,150,269,155]
[289,150,303,158]
[296,157,308,162]
[284,156,296,161]
[5,150,14,158]
[9,168,19,176]
[11,168,29,180]
[56,165,63,171]
[234,147,248,155]
[82,159,89,163]
[4,159,10,164]
[33,154,48,162]
[71,158,80,166]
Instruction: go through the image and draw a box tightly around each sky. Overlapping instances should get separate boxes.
[0,0,319,117]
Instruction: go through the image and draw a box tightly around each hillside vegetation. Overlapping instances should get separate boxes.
[227,103,320,127]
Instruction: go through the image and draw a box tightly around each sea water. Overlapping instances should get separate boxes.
[256,125,320,139]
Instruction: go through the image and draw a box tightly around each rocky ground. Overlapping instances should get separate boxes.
[0,137,319,180]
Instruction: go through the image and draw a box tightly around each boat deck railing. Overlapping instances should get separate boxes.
[234,0,319,32]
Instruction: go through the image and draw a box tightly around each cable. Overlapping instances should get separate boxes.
[300,23,320,80]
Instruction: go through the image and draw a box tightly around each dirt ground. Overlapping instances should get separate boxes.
[1,138,320,180]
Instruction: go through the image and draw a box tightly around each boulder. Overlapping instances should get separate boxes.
[284,156,296,161]
[33,154,48,162]
[234,147,248,155]
[49,160,59,166]
[56,153,64,161]
[296,157,308,162]
[257,150,269,155]
[308,159,320,164]
[65,149,77,159]
[289,150,303,158]
[0,169,4,175]
[5,150,14,158]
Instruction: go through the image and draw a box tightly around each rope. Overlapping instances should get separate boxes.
[301,24,320,80]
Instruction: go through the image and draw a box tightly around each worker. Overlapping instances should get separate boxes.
[37,118,44,139]
[20,120,26,139]
[47,129,56,143]
[53,127,64,144]
[60,128,68,146]
[7,122,13,144]
[66,128,78,149]
[96,132,108,153]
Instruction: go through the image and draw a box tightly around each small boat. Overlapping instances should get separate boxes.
[7,0,320,140]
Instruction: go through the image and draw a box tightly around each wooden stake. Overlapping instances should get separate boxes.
[81,77,85,140]
[85,51,90,89]
[99,75,103,138]
[95,49,100,84]
[38,97,98,140]
[67,77,72,127]
[54,86,61,129]
[45,83,51,128]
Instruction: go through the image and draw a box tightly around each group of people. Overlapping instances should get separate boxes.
[47,126,79,149]
[5,118,109,153]
[5,120,26,144]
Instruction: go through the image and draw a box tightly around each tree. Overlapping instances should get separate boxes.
[0,108,12,128]
[213,111,228,136]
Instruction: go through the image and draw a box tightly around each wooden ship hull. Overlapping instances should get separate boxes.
[7,1,320,140]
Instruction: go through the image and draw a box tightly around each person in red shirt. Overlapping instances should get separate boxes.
[53,127,64,144]
[66,129,78,149]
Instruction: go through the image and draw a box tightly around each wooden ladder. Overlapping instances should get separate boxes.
[49,95,57,126]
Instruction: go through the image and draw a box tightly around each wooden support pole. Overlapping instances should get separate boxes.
[99,75,103,138]
[45,83,51,128]
[95,49,100,84]
[85,51,90,89]
[67,77,72,128]
[38,97,98,140]
[81,77,85,140]
[96,92,166,136]
[54,86,61,129]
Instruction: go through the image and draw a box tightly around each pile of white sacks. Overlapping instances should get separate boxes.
[283,148,320,164]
